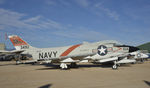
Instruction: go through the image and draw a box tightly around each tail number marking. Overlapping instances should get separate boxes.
[21,45,29,49]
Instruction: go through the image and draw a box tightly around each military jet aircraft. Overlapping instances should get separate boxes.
[8,35,136,69]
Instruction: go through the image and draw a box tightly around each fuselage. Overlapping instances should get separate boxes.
[23,41,129,60]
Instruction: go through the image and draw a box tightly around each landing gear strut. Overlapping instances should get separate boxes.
[60,63,68,70]
[15,54,22,65]
[140,58,144,63]
[112,61,118,70]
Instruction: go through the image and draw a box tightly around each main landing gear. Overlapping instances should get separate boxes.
[140,58,144,63]
[60,63,68,70]
[15,54,22,65]
[60,62,77,70]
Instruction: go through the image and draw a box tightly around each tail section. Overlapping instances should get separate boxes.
[9,35,32,50]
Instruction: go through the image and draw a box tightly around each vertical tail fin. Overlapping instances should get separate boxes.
[9,35,31,50]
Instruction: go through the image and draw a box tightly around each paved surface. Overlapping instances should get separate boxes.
[0,60,150,88]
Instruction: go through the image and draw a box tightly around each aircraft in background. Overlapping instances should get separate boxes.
[130,50,149,62]
[0,49,24,61]
[8,35,137,70]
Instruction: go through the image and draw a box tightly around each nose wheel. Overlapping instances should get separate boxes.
[112,65,118,69]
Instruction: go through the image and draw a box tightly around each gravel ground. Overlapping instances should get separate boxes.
[0,60,150,88]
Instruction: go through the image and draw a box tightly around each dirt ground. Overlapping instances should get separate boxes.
[0,60,150,88]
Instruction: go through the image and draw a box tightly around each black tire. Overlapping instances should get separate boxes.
[140,59,144,63]
[70,63,77,68]
[112,65,118,70]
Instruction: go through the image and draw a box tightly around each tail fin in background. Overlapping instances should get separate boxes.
[9,35,33,50]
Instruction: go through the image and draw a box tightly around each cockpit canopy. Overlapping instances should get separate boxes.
[114,45,139,52]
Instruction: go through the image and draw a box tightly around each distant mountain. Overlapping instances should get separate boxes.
[137,42,150,53]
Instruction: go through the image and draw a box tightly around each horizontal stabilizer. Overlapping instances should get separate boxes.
[0,50,24,54]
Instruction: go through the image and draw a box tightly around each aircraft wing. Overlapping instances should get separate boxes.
[59,54,94,63]
[56,52,129,63]
[0,50,25,55]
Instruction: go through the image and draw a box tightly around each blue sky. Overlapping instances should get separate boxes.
[0,0,150,49]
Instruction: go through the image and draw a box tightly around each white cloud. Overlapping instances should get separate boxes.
[23,15,64,30]
[45,0,56,6]
[94,3,119,20]
[59,0,70,6]
[0,8,114,46]
[124,4,150,23]
[0,8,64,30]
[0,8,33,29]
[53,28,111,41]
[45,0,70,6]
[74,1,119,21]
[23,16,41,23]
[75,0,89,7]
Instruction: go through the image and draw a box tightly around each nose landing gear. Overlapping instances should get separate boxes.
[112,61,118,70]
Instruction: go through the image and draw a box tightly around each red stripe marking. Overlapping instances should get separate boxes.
[9,36,28,46]
[60,44,81,57]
